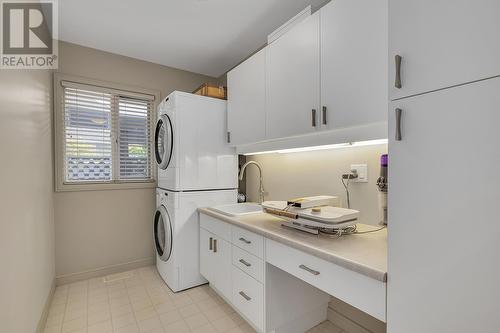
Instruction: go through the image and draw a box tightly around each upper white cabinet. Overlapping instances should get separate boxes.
[266,12,321,140]
[389,0,500,100]
[227,1,388,147]
[321,0,388,130]
[227,48,267,146]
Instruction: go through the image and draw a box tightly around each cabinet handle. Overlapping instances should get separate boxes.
[299,264,320,276]
[395,55,402,89]
[213,239,217,253]
[239,291,252,301]
[209,237,213,251]
[311,109,317,127]
[227,131,231,143]
[322,106,327,125]
[239,259,251,267]
[395,108,402,141]
[239,237,251,244]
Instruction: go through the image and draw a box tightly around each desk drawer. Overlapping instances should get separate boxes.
[232,225,264,258]
[232,265,264,332]
[265,239,386,322]
[232,245,264,283]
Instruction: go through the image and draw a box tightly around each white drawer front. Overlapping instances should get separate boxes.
[232,245,264,283]
[200,213,231,241]
[232,225,264,258]
[265,239,386,322]
[232,265,264,332]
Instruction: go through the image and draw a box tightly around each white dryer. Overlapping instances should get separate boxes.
[155,91,238,191]
[154,188,237,292]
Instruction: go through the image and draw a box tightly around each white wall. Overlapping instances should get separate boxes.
[0,70,55,332]
[245,144,388,225]
[54,42,217,281]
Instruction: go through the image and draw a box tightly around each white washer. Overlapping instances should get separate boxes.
[155,91,238,191]
[154,188,237,292]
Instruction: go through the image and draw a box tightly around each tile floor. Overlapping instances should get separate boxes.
[44,266,344,333]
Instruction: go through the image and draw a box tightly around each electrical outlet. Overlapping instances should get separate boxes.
[350,164,368,182]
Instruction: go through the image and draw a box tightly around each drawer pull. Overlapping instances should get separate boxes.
[239,237,251,244]
[239,259,251,267]
[213,239,217,253]
[239,291,252,301]
[209,237,213,251]
[299,264,320,276]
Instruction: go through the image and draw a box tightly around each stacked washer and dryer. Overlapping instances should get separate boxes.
[153,91,238,292]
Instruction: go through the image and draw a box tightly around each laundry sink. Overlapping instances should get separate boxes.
[208,203,262,217]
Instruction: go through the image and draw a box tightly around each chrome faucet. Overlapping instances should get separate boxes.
[239,161,265,204]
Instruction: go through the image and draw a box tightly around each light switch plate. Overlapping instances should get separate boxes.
[350,164,368,182]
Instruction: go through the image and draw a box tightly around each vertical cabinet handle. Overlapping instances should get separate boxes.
[227,131,231,143]
[311,109,317,127]
[395,108,403,141]
[322,106,327,125]
[209,237,213,251]
[213,239,217,253]
[395,55,402,89]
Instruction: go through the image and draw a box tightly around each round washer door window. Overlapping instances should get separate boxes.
[154,205,173,262]
[155,114,173,170]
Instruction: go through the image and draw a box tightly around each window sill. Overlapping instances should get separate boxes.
[55,181,156,192]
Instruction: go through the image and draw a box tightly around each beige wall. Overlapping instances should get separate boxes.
[54,41,217,280]
[0,70,55,332]
[245,144,388,225]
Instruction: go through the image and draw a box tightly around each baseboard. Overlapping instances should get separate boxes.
[36,278,56,333]
[56,257,154,286]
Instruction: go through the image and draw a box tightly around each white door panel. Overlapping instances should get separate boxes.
[388,77,500,332]
[389,0,500,100]
[321,0,388,130]
[267,12,320,139]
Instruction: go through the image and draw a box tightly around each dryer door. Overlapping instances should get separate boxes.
[154,114,173,170]
[154,204,173,262]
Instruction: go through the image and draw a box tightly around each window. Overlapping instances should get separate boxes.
[54,74,158,191]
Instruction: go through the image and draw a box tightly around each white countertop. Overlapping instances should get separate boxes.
[198,207,387,282]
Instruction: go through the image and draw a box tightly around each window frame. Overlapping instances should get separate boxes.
[54,73,160,192]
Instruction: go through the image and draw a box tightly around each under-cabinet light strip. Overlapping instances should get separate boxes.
[243,139,388,156]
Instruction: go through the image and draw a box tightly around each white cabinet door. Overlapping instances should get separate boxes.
[212,237,232,301]
[321,0,388,130]
[389,0,500,100]
[227,48,267,145]
[267,12,320,139]
[199,227,213,282]
[388,77,500,332]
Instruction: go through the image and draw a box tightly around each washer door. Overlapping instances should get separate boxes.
[154,205,173,262]
[154,114,173,170]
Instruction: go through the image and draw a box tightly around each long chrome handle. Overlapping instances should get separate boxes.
[299,264,320,276]
[311,109,317,127]
[239,237,251,244]
[213,239,217,253]
[239,291,251,301]
[209,237,213,251]
[322,106,327,125]
[239,259,251,267]
[395,108,402,141]
[395,55,402,89]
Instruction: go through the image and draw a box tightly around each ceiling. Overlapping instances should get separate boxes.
[59,0,330,77]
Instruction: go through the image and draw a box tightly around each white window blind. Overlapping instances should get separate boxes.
[62,81,154,184]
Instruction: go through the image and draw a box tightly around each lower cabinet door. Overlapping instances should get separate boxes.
[212,237,233,301]
[232,265,264,332]
[199,227,213,282]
